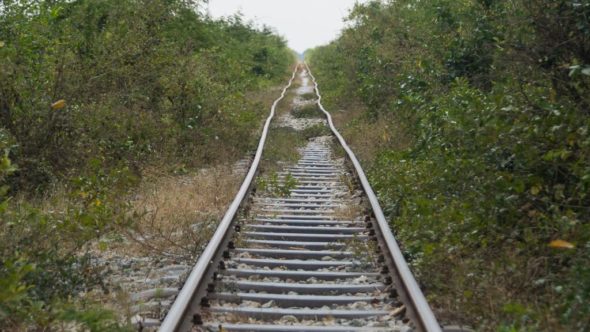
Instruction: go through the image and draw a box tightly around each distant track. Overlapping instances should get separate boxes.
[158,64,442,332]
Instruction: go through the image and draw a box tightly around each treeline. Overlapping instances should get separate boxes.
[308,0,589,330]
[0,0,292,329]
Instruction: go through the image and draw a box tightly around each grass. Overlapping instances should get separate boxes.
[292,103,324,118]
[255,172,299,197]
[260,126,305,172]
[126,165,243,259]
[329,105,413,167]
[301,123,331,139]
[330,140,347,160]
[346,233,379,269]
[299,92,317,101]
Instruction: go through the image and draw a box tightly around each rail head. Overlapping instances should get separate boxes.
[159,65,299,332]
[304,63,442,332]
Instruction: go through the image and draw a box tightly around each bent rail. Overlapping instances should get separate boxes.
[305,63,441,332]
[160,63,442,332]
[159,66,298,332]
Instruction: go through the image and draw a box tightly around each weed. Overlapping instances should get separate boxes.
[339,174,357,194]
[128,165,242,259]
[292,103,324,118]
[261,127,305,171]
[331,140,347,160]
[346,234,378,268]
[256,172,298,197]
[299,92,318,101]
[301,124,331,140]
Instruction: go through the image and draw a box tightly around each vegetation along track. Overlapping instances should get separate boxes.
[158,64,442,332]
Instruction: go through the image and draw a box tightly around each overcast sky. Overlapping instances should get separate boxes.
[206,0,367,54]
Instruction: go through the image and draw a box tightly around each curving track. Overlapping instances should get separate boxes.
[158,64,442,332]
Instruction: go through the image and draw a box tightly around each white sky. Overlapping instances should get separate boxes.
[206,0,367,54]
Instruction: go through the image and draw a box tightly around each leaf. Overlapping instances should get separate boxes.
[530,185,541,195]
[51,99,66,110]
[569,65,580,77]
[513,180,525,193]
[548,239,575,249]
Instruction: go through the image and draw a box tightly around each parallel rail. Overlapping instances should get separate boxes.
[159,64,442,332]
[306,63,441,332]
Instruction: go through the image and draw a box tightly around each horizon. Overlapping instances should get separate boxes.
[206,0,367,54]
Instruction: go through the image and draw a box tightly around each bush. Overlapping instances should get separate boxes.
[0,0,293,329]
[307,0,590,329]
[0,0,293,192]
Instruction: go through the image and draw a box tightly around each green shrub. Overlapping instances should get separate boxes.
[0,0,293,191]
[0,0,293,329]
[307,0,590,329]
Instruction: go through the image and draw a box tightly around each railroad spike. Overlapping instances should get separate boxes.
[200,297,210,308]
[390,288,399,298]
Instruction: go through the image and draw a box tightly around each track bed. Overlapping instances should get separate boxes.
[159,65,441,332]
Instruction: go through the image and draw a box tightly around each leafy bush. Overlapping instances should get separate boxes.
[0,0,293,329]
[0,0,293,192]
[308,0,590,330]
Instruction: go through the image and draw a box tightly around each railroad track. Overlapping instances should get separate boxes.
[157,64,442,332]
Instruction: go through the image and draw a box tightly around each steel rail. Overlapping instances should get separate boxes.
[159,65,298,332]
[304,63,442,332]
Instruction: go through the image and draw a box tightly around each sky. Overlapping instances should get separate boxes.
[206,0,367,54]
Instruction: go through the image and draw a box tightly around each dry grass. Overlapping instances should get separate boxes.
[333,204,360,221]
[124,165,244,259]
[330,103,413,167]
[111,75,298,258]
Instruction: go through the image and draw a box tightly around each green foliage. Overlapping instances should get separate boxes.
[308,0,590,330]
[262,127,305,169]
[0,0,293,329]
[0,129,16,210]
[0,0,293,191]
[301,124,331,139]
[257,172,298,197]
